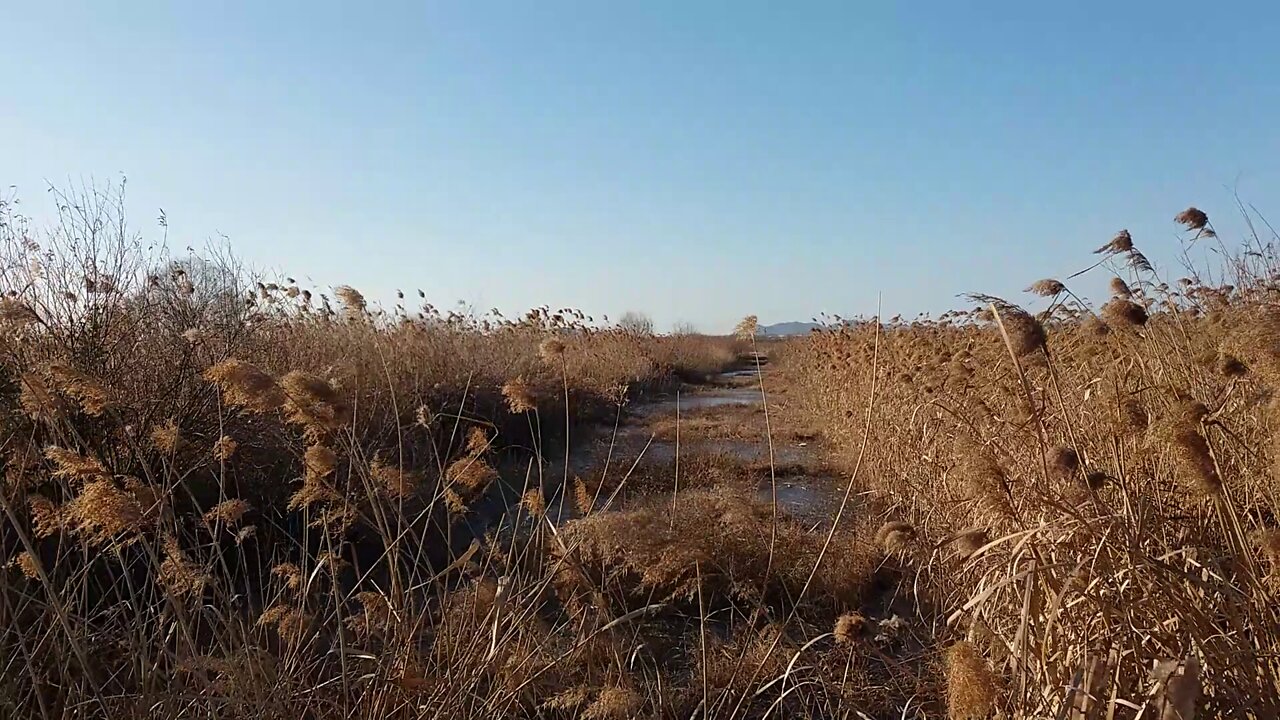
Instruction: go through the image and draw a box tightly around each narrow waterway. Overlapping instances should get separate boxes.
[477,355,846,528]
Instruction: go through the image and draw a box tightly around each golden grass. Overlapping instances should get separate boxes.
[0,184,753,719]
[775,204,1280,717]
[3,184,1277,718]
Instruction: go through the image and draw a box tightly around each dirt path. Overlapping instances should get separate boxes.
[532,354,845,522]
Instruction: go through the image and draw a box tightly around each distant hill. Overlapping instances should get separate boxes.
[759,321,821,336]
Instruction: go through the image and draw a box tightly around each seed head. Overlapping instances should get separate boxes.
[445,456,497,492]
[346,591,394,637]
[212,435,238,461]
[834,612,866,644]
[573,476,593,516]
[539,336,566,361]
[272,562,304,592]
[64,479,151,546]
[521,488,546,518]
[304,444,337,479]
[288,477,336,511]
[582,686,641,720]
[204,498,250,526]
[1025,279,1066,297]
[946,641,999,720]
[1109,277,1133,298]
[502,376,537,413]
[1152,397,1221,496]
[1095,229,1134,255]
[875,520,916,554]
[46,446,107,482]
[1216,353,1248,378]
[955,435,1013,518]
[1118,397,1148,435]
[10,551,39,579]
[334,285,367,317]
[204,359,284,412]
[1175,207,1209,232]
[466,426,490,455]
[19,373,65,420]
[257,605,289,626]
[992,304,1046,357]
[443,487,468,514]
[607,382,630,406]
[1128,249,1155,273]
[28,495,62,538]
[280,371,350,429]
[371,458,421,500]
[158,535,208,600]
[150,419,183,454]
[953,529,989,559]
[46,362,109,415]
[1081,315,1110,337]
[259,605,311,645]
[543,687,593,712]
[1101,298,1148,327]
[280,370,340,404]
[1046,445,1080,481]
[733,315,759,340]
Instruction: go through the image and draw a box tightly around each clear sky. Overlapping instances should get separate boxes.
[4,2,1279,332]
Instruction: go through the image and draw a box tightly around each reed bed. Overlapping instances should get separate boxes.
[779,207,1280,717]
[4,183,1275,719]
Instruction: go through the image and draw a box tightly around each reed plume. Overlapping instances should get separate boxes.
[502,376,537,414]
[1025,278,1066,297]
[1095,229,1134,254]
[204,359,284,412]
[946,641,999,719]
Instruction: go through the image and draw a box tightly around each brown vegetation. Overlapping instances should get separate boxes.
[778,206,1280,716]
[0,185,753,719]
[4,183,1277,719]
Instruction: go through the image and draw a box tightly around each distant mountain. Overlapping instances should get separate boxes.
[759,321,821,336]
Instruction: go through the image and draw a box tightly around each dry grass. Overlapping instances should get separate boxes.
[648,403,766,441]
[777,206,1280,717]
[4,182,1277,719]
[0,184,765,719]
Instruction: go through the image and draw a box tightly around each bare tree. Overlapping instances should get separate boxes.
[671,320,698,336]
[617,310,654,335]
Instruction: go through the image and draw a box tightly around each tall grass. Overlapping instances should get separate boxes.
[779,207,1280,717]
[6,182,1278,719]
[0,185,757,719]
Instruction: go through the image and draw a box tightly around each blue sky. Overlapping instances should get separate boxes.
[3,2,1278,332]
